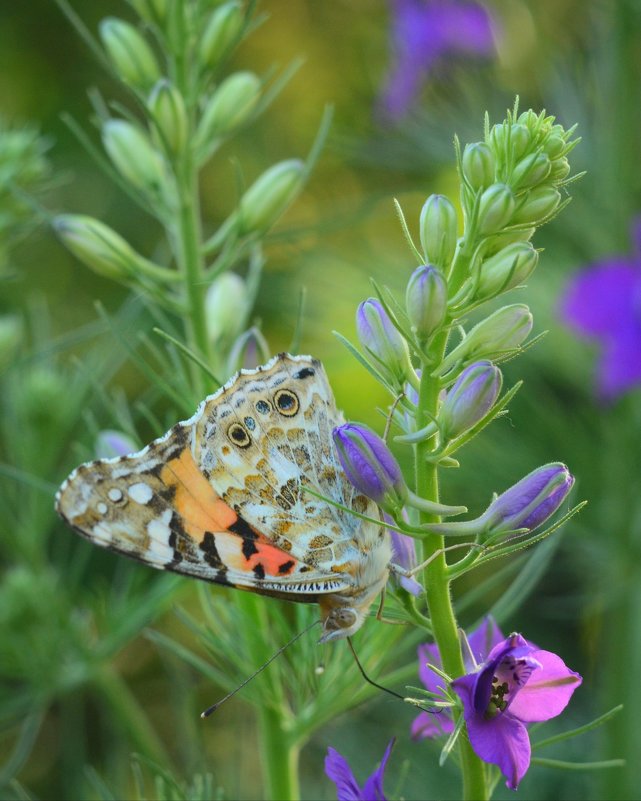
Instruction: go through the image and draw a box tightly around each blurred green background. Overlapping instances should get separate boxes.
[2,1,641,799]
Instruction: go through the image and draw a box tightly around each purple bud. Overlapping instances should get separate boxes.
[481,463,574,534]
[439,361,502,440]
[333,423,408,513]
[406,265,447,341]
[356,298,411,386]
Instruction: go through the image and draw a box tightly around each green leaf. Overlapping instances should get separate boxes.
[533,705,624,751]
[530,757,625,772]
[393,198,424,263]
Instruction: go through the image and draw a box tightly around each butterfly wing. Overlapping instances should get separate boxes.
[192,354,389,582]
[55,414,351,596]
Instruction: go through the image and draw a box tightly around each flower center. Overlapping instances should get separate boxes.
[484,675,510,719]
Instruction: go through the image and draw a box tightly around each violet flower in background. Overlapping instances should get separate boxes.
[452,632,582,789]
[325,739,395,801]
[379,0,496,121]
[94,429,138,459]
[412,616,504,739]
[560,217,641,400]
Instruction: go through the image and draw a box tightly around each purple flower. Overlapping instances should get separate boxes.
[379,0,495,121]
[560,218,641,400]
[325,739,394,801]
[333,423,408,513]
[412,616,504,739]
[413,619,582,790]
[452,631,582,789]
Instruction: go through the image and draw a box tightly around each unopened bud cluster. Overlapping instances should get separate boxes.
[57,2,309,296]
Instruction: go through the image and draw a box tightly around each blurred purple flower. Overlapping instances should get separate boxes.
[95,429,138,459]
[325,739,395,801]
[560,218,641,400]
[452,632,582,789]
[380,0,496,121]
[412,616,503,739]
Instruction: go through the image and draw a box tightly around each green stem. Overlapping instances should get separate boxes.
[257,705,300,801]
[415,334,488,801]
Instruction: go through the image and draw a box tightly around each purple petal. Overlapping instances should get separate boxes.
[361,738,395,801]
[507,649,582,723]
[466,616,505,667]
[417,642,445,695]
[560,261,640,338]
[464,707,531,790]
[325,748,362,801]
[597,318,641,400]
[411,709,455,739]
[388,521,423,596]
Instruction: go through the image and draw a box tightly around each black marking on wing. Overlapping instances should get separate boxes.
[200,531,225,569]
[278,560,295,574]
[253,563,266,580]
[294,367,315,379]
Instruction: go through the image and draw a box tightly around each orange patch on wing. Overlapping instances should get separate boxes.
[214,534,299,577]
[161,447,236,540]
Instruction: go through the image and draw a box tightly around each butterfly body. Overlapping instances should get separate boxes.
[56,354,392,641]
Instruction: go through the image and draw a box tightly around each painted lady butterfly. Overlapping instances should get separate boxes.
[56,354,392,641]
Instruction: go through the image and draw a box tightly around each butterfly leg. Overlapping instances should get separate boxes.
[390,542,483,579]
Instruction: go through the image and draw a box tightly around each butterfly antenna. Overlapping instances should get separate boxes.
[346,637,437,716]
[201,619,321,719]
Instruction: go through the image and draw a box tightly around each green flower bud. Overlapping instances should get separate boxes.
[478,242,538,298]
[441,304,533,371]
[0,315,22,371]
[130,0,168,23]
[512,186,561,225]
[237,159,305,235]
[406,264,447,340]
[419,194,458,270]
[477,183,515,234]
[465,304,533,357]
[549,157,571,182]
[490,122,530,161]
[148,80,188,155]
[53,214,142,281]
[462,142,495,190]
[199,1,244,69]
[543,133,566,159]
[511,151,551,190]
[205,272,249,345]
[99,18,161,90]
[195,72,261,149]
[102,119,168,197]
[484,227,535,255]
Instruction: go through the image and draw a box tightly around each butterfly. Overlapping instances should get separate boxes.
[55,353,393,642]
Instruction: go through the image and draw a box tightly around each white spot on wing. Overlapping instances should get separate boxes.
[108,488,123,502]
[128,482,154,504]
[97,502,108,515]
